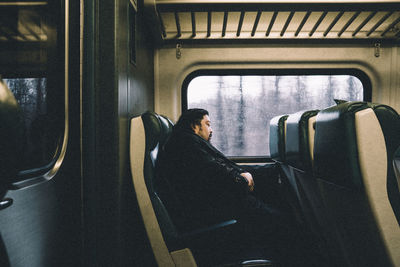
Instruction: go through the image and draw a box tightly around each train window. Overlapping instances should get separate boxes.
[185,73,366,157]
[0,1,65,181]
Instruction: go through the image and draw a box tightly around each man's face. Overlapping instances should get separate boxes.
[193,115,213,142]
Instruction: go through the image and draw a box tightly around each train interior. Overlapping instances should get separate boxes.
[0,0,399,266]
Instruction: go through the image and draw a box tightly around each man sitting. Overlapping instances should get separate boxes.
[156,108,284,231]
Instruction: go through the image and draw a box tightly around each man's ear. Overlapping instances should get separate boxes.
[191,123,199,134]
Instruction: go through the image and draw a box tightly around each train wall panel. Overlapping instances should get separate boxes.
[155,43,400,120]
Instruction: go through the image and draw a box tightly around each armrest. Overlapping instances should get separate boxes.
[178,219,240,249]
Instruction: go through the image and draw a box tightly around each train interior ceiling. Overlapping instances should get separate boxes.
[0,0,399,267]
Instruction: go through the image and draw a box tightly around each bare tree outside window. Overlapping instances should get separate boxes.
[4,78,51,170]
[187,75,364,157]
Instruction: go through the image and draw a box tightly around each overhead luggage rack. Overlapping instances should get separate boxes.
[149,1,400,43]
[0,2,48,43]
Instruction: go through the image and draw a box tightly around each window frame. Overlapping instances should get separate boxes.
[182,68,372,161]
[0,0,68,187]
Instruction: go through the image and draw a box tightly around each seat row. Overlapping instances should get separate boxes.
[269,101,400,267]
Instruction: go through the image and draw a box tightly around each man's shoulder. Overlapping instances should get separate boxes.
[168,129,201,144]
[164,129,211,155]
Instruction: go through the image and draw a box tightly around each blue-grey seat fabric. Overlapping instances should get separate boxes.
[313,101,400,267]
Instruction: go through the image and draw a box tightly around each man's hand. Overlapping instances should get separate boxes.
[240,172,254,192]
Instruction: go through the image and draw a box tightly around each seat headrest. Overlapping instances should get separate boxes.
[141,111,173,152]
[285,110,319,172]
[313,101,400,189]
[158,115,174,145]
[313,101,370,188]
[269,114,288,162]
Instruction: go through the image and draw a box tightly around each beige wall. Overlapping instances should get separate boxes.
[155,43,400,121]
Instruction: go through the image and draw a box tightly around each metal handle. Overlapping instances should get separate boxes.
[0,198,13,210]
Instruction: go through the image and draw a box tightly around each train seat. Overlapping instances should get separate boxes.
[130,111,196,266]
[269,114,308,218]
[269,114,288,164]
[269,115,295,190]
[284,110,322,228]
[285,110,318,173]
[284,109,339,265]
[130,111,273,267]
[313,101,400,267]
[269,114,314,241]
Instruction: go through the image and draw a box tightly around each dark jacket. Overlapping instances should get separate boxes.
[156,127,249,231]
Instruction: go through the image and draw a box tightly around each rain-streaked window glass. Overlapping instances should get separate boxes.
[3,78,57,171]
[187,75,364,157]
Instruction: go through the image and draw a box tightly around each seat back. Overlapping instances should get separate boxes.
[284,109,341,265]
[130,111,197,267]
[285,110,319,213]
[269,114,288,163]
[313,101,400,267]
[284,110,319,218]
[269,115,296,190]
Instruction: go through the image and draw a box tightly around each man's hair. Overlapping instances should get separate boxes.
[175,108,209,132]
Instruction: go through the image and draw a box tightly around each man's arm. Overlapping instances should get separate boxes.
[185,142,252,192]
[240,172,254,192]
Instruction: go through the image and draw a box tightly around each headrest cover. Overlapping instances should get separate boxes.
[141,112,162,151]
[269,115,288,162]
[313,101,371,188]
[159,115,174,146]
[285,110,319,171]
